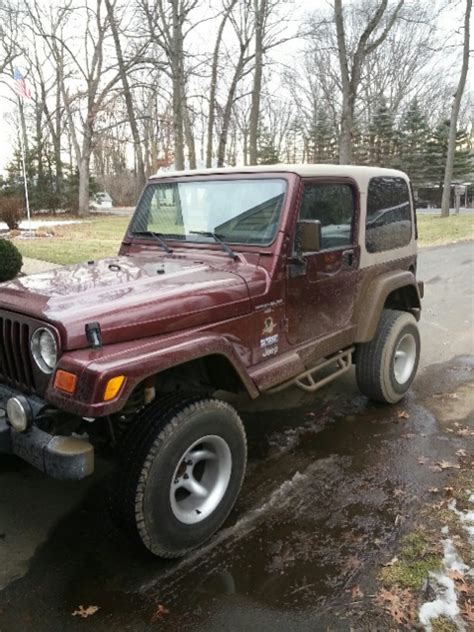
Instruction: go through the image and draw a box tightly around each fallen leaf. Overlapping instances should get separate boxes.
[351,585,364,601]
[428,487,439,493]
[346,555,362,570]
[397,410,409,420]
[429,465,442,472]
[378,587,399,604]
[444,486,454,497]
[461,600,474,622]
[456,449,467,457]
[418,456,429,464]
[150,603,169,623]
[437,461,461,470]
[457,582,469,595]
[72,605,100,619]
[447,570,464,582]
[382,556,399,567]
[376,588,415,625]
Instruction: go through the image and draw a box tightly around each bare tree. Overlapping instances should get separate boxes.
[104,0,147,191]
[216,1,255,166]
[206,0,237,167]
[140,0,200,170]
[441,0,472,217]
[29,0,129,216]
[0,1,19,75]
[248,0,295,164]
[334,0,404,164]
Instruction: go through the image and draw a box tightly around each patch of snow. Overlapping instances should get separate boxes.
[418,529,469,631]
[449,499,474,543]
[468,492,474,504]
[0,219,83,231]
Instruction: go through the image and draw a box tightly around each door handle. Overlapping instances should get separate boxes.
[342,250,354,267]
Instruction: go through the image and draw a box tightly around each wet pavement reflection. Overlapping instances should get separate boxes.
[0,357,473,631]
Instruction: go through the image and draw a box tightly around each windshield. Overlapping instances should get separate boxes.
[130,178,287,246]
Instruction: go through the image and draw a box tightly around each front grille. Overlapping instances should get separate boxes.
[0,315,36,391]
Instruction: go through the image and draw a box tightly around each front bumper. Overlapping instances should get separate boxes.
[0,385,94,480]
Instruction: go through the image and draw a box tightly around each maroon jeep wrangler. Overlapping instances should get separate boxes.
[0,165,423,557]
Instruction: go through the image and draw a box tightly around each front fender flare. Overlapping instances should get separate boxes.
[47,332,259,417]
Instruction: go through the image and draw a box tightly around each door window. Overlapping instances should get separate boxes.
[299,184,355,250]
[366,177,412,252]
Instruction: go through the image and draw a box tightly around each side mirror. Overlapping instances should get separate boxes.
[296,219,321,253]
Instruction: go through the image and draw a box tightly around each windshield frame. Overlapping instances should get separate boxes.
[127,173,292,251]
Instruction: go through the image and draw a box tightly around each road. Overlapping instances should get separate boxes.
[0,241,473,631]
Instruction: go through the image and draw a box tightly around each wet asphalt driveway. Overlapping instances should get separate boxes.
[0,241,473,631]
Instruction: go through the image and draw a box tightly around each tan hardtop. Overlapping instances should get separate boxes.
[150,163,409,182]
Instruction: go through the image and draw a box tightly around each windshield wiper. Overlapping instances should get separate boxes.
[190,231,237,260]
[132,231,173,254]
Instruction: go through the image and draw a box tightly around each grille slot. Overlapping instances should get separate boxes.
[0,315,36,391]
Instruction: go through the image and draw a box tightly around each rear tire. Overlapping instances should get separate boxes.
[111,394,247,558]
[355,309,420,404]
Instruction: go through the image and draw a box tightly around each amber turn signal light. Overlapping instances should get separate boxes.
[54,370,78,394]
[103,375,126,401]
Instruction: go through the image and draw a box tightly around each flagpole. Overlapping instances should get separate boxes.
[17,95,32,236]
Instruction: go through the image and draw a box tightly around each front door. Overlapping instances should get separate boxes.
[286,179,360,346]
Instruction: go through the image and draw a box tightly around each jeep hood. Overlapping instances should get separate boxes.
[0,253,267,349]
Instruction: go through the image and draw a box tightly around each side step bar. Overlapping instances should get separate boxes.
[267,347,355,394]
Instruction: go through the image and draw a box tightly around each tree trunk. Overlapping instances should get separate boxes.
[217,53,246,167]
[249,0,264,164]
[171,1,185,170]
[78,157,90,217]
[206,2,235,167]
[339,94,354,164]
[182,89,197,169]
[441,0,471,217]
[172,68,185,170]
[54,83,62,202]
[104,0,146,192]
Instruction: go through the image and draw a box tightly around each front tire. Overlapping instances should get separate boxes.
[112,395,247,558]
[355,309,420,404]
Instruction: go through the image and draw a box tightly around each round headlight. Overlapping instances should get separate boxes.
[31,328,58,374]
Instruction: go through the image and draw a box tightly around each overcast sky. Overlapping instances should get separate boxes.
[0,0,471,174]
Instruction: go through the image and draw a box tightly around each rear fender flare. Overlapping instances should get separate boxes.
[354,271,421,343]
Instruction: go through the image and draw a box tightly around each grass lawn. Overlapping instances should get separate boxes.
[417,213,474,248]
[14,216,129,265]
[12,212,474,266]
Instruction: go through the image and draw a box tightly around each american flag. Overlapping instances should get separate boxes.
[13,68,32,100]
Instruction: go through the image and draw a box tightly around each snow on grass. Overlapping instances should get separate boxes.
[418,494,474,631]
[0,219,84,231]
[448,498,474,544]
[418,532,468,630]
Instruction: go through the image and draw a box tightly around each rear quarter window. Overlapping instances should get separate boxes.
[366,177,412,253]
